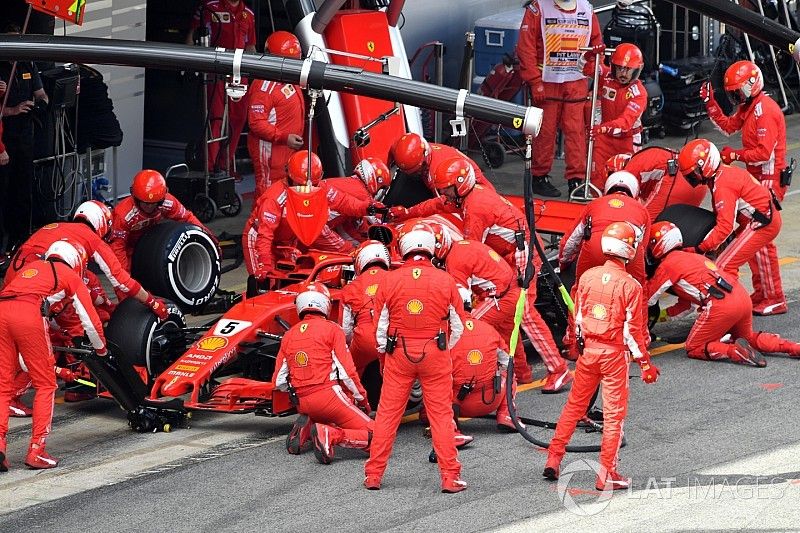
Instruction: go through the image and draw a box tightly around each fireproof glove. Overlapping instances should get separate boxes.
[531,80,546,106]
[366,201,386,216]
[388,206,410,221]
[720,146,740,164]
[55,366,76,382]
[591,124,610,139]
[96,347,108,357]
[145,294,170,321]
[699,81,713,103]
[637,356,660,384]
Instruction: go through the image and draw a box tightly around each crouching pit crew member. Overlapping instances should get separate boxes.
[273,283,373,464]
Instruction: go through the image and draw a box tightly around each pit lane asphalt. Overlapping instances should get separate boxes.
[2,120,800,531]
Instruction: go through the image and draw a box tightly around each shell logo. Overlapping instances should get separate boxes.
[300,323,308,333]
[465,319,474,331]
[591,303,608,320]
[406,299,424,315]
[295,351,309,366]
[197,336,228,351]
[488,250,502,262]
[412,268,422,279]
[704,260,718,271]
[21,268,39,279]
[608,198,624,208]
[366,284,378,296]
[467,349,483,365]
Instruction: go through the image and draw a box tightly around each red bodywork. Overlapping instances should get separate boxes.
[324,10,406,164]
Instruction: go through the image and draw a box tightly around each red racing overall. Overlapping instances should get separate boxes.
[548,259,648,474]
[273,314,373,450]
[342,266,389,373]
[647,250,800,361]
[366,257,465,484]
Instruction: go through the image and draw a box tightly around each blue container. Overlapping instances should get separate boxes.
[473,8,525,77]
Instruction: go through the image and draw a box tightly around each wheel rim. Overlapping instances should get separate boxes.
[176,242,213,293]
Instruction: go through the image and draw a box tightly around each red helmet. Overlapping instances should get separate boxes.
[131,170,167,203]
[648,221,683,260]
[677,139,721,187]
[605,153,632,175]
[610,43,644,83]
[723,60,763,105]
[426,221,453,261]
[354,157,392,198]
[287,151,323,186]
[432,157,476,197]
[266,31,302,60]
[601,221,638,261]
[391,133,430,174]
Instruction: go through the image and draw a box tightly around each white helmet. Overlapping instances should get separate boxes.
[44,240,88,276]
[74,200,113,239]
[354,240,391,273]
[398,222,437,258]
[555,0,577,10]
[648,221,683,259]
[295,282,332,318]
[600,221,638,261]
[604,170,640,198]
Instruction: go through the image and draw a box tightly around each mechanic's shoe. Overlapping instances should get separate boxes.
[0,439,8,472]
[9,398,32,417]
[286,414,312,455]
[496,414,525,433]
[542,368,573,394]
[441,476,468,493]
[25,442,59,470]
[311,423,341,465]
[567,179,583,198]
[364,475,382,490]
[531,175,561,198]
[63,391,94,402]
[596,470,630,491]
[454,430,474,448]
[732,338,767,367]
[542,454,562,481]
[753,301,788,316]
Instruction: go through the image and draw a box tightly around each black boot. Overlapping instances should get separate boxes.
[531,175,561,197]
[568,179,587,199]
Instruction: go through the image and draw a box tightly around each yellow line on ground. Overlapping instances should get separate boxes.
[651,343,684,356]
[779,257,798,266]
[788,141,800,151]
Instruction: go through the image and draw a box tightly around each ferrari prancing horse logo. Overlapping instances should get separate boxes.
[412,268,422,279]
[367,41,375,53]
[300,323,308,333]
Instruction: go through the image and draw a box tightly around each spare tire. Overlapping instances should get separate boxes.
[131,221,220,311]
[106,298,186,380]
[655,204,716,247]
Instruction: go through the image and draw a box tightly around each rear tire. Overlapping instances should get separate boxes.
[131,221,221,312]
[655,204,716,247]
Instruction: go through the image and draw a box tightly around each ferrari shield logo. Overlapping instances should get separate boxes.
[602,273,611,284]
[300,323,308,333]
[465,320,474,331]
[412,268,422,279]
[303,199,310,207]
[367,41,375,53]
[513,117,523,129]
[704,260,718,271]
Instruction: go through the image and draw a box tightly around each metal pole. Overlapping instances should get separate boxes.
[0,35,544,136]
[433,42,444,144]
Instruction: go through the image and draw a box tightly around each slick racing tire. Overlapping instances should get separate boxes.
[131,222,221,312]
[106,298,186,380]
[655,204,717,248]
